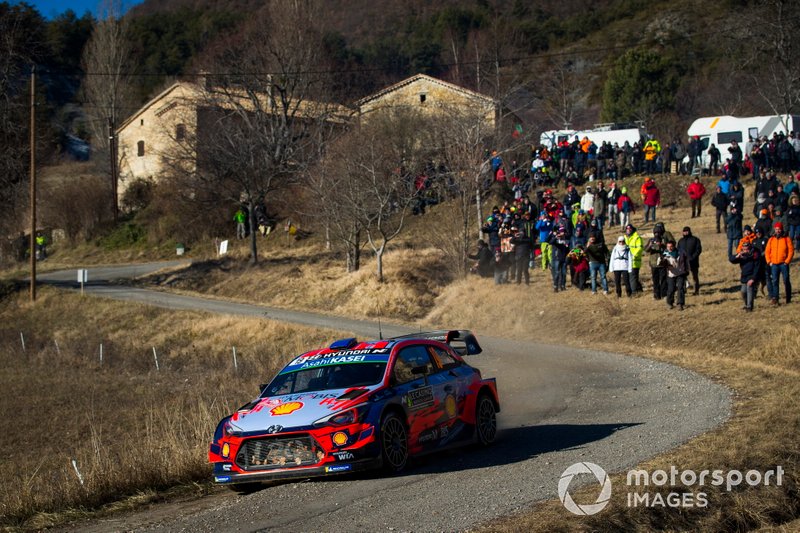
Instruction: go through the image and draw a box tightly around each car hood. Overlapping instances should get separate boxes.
[228,387,378,433]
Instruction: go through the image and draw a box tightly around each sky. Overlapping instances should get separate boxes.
[18,0,143,19]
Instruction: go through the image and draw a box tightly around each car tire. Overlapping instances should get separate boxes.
[475,393,497,446]
[380,412,408,473]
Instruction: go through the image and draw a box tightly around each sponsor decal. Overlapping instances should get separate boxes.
[320,397,350,411]
[222,464,232,471]
[333,451,355,461]
[289,349,390,366]
[281,351,391,374]
[270,402,304,416]
[332,431,349,447]
[281,392,338,402]
[445,394,457,418]
[266,425,283,434]
[325,464,352,473]
[406,386,434,410]
[215,476,231,483]
[418,428,438,443]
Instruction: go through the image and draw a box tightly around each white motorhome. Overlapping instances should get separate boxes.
[686,114,800,168]
[539,123,647,150]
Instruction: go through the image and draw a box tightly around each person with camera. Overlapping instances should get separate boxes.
[661,240,689,310]
[468,239,493,278]
[730,241,762,312]
[645,223,672,300]
[586,234,610,294]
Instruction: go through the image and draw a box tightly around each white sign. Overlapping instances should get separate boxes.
[77,269,88,283]
[219,240,229,255]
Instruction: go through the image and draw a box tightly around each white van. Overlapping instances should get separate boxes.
[540,123,647,150]
[686,114,800,169]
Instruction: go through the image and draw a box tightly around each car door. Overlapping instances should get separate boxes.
[391,344,443,454]
[426,345,471,446]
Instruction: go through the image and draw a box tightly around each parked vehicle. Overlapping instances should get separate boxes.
[686,114,800,169]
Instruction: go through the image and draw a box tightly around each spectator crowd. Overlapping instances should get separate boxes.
[470,133,800,312]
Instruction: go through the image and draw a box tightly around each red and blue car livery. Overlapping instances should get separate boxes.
[209,330,499,486]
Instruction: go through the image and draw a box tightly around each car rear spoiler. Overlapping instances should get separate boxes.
[390,330,482,356]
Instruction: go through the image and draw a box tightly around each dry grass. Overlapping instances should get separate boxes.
[143,245,453,321]
[2,173,799,531]
[0,288,341,530]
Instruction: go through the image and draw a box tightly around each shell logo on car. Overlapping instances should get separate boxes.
[270,401,304,416]
[332,431,349,446]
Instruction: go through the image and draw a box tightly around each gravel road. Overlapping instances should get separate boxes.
[41,263,731,532]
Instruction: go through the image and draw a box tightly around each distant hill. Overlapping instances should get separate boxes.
[122,0,774,141]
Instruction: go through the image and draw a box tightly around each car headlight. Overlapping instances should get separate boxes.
[313,403,370,427]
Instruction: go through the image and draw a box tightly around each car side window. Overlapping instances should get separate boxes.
[393,345,434,385]
[430,346,460,370]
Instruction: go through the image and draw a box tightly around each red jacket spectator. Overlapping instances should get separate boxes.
[686,180,706,200]
[642,180,661,207]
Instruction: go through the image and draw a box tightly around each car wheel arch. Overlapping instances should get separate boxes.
[476,385,500,413]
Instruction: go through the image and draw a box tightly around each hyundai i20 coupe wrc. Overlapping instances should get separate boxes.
[209,330,499,486]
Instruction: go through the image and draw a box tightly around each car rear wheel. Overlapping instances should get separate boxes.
[380,413,408,472]
[476,394,497,446]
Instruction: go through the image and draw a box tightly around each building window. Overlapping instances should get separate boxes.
[419,93,426,104]
[176,123,186,141]
[137,140,145,157]
[140,119,144,126]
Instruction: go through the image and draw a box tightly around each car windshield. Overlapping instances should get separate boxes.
[263,362,387,396]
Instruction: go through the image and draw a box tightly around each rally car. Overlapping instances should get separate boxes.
[209,330,499,486]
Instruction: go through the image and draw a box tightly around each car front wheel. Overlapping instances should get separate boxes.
[380,413,408,472]
[476,394,497,446]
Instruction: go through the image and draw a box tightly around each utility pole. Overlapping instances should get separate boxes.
[108,117,118,221]
[29,65,36,302]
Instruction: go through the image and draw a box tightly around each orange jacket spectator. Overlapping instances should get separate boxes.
[580,137,591,153]
[765,225,794,265]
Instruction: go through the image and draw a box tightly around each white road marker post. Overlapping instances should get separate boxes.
[20,332,25,352]
[99,343,103,364]
[232,346,238,372]
[152,347,160,371]
[54,338,60,355]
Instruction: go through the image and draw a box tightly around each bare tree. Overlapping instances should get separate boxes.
[166,1,343,264]
[428,104,521,278]
[743,0,800,131]
[533,59,590,130]
[80,0,134,218]
[317,110,424,281]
